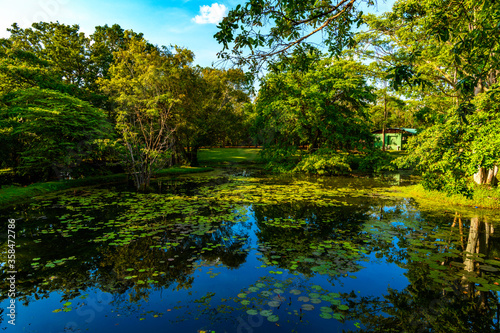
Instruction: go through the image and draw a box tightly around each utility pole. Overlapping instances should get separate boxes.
[382,82,387,151]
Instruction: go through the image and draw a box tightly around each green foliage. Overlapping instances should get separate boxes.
[196,68,250,147]
[0,40,67,96]
[367,92,412,130]
[353,150,396,172]
[8,22,89,87]
[366,0,500,101]
[215,0,366,70]
[2,22,253,184]
[174,67,251,166]
[397,109,472,196]
[255,52,375,172]
[466,86,500,173]
[398,85,500,196]
[364,0,500,196]
[293,150,351,175]
[1,88,114,179]
[5,22,145,110]
[260,147,299,173]
[0,27,120,179]
[100,37,194,190]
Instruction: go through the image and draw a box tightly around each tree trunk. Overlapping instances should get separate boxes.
[189,146,200,167]
[382,90,387,151]
[381,127,386,151]
[472,68,498,185]
[474,166,498,185]
[462,216,480,291]
[486,166,499,186]
[474,167,486,184]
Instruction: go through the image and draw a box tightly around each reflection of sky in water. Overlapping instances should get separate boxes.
[1,174,498,332]
[1,209,408,332]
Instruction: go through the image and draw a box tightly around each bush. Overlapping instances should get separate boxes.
[293,149,351,175]
[354,150,396,172]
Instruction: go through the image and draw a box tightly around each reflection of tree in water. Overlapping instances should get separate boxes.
[251,201,373,278]
[0,210,249,307]
[346,213,500,332]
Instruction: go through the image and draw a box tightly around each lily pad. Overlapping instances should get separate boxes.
[246,309,258,315]
[298,296,310,302]
[260,310,273,317]
[268,301,281,307]
[289,289,301,295]
[320,312,333,319]
[267,315,279,322]
[301,304,315,311]
[333,313,345,320]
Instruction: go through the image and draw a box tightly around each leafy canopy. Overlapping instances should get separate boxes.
[215,0,368,71]
[255,49,375,173]
[100,36,195,190]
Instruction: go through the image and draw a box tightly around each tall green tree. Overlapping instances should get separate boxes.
[7,22,88,86]
[175,67,250,166]
[87,24,146,113]
[255,49,375,173]
[361,0,500,194]
[0,38,114,180]
[5,22,145,113]
[1,88,113,180]
[100,36,194,190]
[368,90,409,131]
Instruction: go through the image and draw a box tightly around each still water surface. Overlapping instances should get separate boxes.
[1,171,499,332]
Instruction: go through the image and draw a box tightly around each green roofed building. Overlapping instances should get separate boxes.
[372,128,417,150]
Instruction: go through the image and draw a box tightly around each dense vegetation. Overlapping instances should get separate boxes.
[0,23,251,190]
[217,0,500,196]
[1,2,499,331]
[1,0,499,198]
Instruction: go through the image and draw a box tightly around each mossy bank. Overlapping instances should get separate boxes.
[0,167,213,207]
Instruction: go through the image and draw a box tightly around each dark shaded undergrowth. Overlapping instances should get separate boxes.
[0,167,213,207]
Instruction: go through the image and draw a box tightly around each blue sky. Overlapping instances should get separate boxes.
[0,0,395,67]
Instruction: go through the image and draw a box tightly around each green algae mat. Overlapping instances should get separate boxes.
[0,172,499,332]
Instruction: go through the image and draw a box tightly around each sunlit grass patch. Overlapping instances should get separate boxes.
[198,148,263,164]
[387,183,500,210]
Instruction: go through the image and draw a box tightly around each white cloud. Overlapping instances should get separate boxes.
[192,3,227,24]
[0,0,91,38]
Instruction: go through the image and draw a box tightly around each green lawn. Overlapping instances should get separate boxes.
[198,148,263,165]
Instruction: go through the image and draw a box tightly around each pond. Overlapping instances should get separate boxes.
[1,171,499,332]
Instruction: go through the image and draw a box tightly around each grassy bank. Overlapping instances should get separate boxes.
[390,183,500,210]
[0,166,213,207]
[198,148,262,165]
